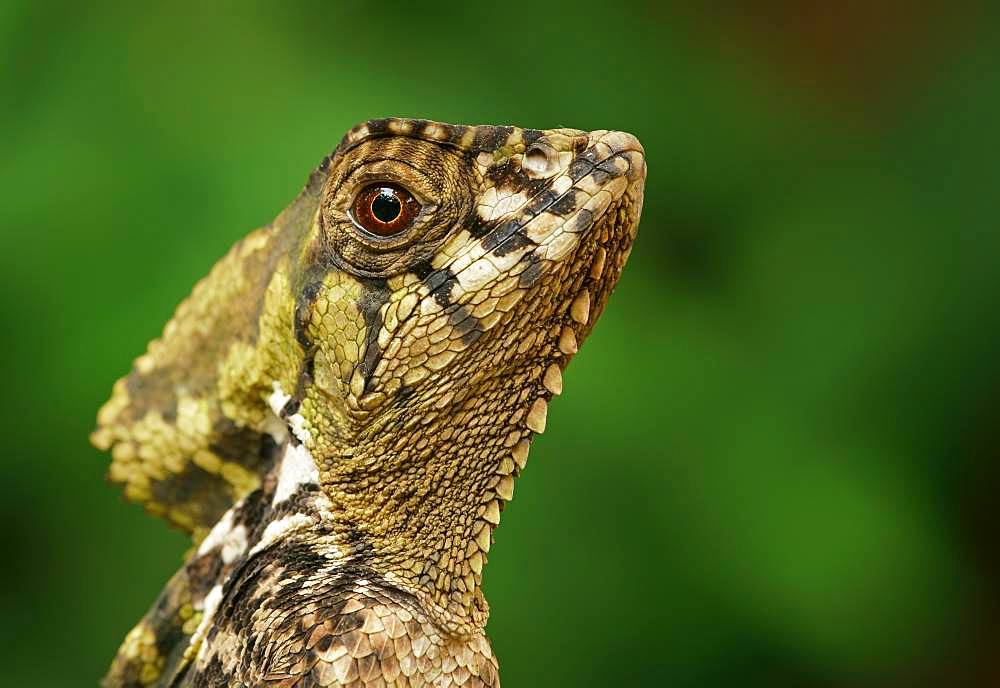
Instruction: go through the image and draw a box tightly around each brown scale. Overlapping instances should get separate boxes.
[93,118,645,686]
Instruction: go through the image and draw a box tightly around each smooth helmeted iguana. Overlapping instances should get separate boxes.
[91,118,646,687]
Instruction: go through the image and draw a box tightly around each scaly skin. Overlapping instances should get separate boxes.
[92,118,646,687]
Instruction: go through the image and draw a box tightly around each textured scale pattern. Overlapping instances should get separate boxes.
[92,118,646,686]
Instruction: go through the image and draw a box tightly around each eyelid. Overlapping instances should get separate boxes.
[352,179,403,203]
[344,169,432,208]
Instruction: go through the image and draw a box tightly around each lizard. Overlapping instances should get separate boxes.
[90,118,646,687]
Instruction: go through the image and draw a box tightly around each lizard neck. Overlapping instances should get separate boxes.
[317,440,510,636]
[313,364,542,637]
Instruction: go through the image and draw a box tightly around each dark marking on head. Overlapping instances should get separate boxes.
[525,189,559,216]
[494,125,514,147]
[549,190,580,217]
[410,259,434,280]
[485,169,551,204]
[468,212,492,239]
[486,160,546,194]
[523,129,544,147]
[473,127,500,152]
[485,160,526,189]
[411,120,430,137]
[589,166,612,186]
[366,119,391,137]
[289,348,316,419]
[448,305,482,346]
[357,278,392,390]
[294,272,324,351]
[443,124,468,146]
[597,156,626,179]
[577,148,600,165]
[518,255,544,288]
[566,208,595,234]
[482,219,523,254]
[425,267,459,308]
[489,231,533,258]
[567,157,595,182]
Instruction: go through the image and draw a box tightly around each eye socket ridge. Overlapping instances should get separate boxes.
[350,182,422,238]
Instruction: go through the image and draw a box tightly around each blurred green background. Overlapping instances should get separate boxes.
[3,2,999,686]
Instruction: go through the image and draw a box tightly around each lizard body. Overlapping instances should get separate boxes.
[92,118,646,687]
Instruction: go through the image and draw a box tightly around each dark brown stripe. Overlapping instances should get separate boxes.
[424,266,459,308]
[356,278,392,392]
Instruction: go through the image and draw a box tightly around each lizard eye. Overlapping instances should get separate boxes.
[351,183,421,237]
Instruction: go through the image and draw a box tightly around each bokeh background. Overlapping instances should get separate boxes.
[2,2,999,686]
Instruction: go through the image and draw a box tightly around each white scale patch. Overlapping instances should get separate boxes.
[197,509,235,557]
[185,431,344,664]
[287,412,312,444]
[476,188,528,222]
[248,513,314,559]
[551,174,572,194]
[272,440,320,506]
[268,381,291,416]
[269,381,312,445]
[456,257,501,293]
[220,525,248,565]
[196,508,249,565]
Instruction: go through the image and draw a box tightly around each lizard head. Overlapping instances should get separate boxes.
[294,120,645,441]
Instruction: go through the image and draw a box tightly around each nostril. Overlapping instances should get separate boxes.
[522,145,553,176]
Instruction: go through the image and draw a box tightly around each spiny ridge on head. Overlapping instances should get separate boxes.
[334,118,563,158]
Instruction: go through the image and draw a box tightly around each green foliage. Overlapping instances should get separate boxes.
[2,2,998,685]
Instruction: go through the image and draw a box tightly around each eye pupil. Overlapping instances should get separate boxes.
[371,188,402,223]
[352,183,420,238]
